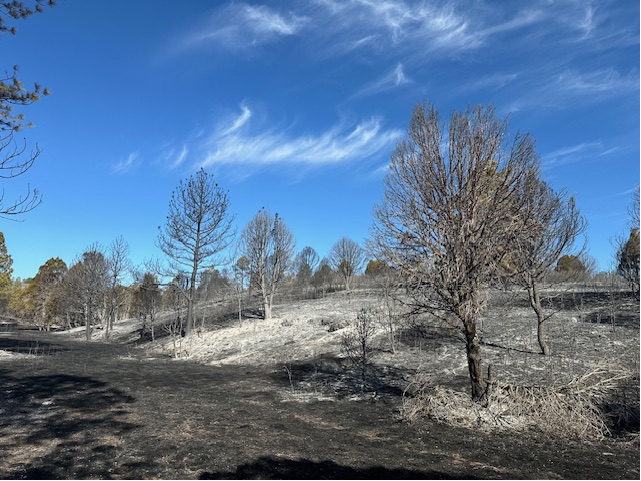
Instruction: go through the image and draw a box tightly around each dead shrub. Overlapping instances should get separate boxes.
[340,308,380,392]
[400,363,639,439]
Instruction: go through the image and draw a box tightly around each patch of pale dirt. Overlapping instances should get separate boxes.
[147,291,383,366]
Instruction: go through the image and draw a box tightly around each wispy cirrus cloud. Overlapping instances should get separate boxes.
[506,66,638,113]
[161,145,189,171]
[188,104,402,169]
[173,0,635,63]
[180,3,307,51]
[355,63,412,97]
[313,0,484,56]
[554,68,639,95]
[468,72,519,91]
[112,152,141,174]
[174,1,492,59]
[542,141,606,169]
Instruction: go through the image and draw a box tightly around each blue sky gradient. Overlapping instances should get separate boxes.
[2,0,639,279]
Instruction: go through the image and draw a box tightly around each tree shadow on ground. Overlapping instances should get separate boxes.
[0,337,67,356]
[539,290,638,312]
[0,369,147,479]
[198,456,473,479]
[582,311,640,330]
[273,355,408,399]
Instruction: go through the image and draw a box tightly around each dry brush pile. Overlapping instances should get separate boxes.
[400,361,639,439]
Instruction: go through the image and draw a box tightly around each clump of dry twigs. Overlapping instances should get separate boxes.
[400,362,639,439]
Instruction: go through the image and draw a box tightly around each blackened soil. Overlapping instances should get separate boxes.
[0,329,638,480]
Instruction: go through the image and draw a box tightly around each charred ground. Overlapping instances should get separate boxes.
[0,286,638,479]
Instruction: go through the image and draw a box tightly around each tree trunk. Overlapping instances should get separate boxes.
[186,297,193,337]
[527,282,550,355]
[263,296,272,320]
[463,320,487,402]
[85,305,92,342]
[105,309,114,340]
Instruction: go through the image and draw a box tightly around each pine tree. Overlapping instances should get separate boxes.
[0,232,14,310]
[1,1,55,216]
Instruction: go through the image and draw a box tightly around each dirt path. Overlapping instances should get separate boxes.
[0,329,638,479]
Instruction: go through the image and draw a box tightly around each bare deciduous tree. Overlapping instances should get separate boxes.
[328,237,365,292]
[616,228,640,300]
[365,259,401,353]
[370,103,539,402]
[628,185,640,229]
[131,272,161,341]
[508,180,587,355]
[341,308,379,392]
[231,256,250,324]
[64,245,109,341]
[104,236,130,339]
[312,259,334,298]
[239,209,295,320]
[157,168,235,336]
[294,246,319,296]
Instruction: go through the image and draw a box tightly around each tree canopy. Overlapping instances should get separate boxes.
[157,168,235,335]
[370,102,540,401]
[0,0,55,217]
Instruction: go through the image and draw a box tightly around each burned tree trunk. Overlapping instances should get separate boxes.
[463,318,487,402]
[527,282,550,355]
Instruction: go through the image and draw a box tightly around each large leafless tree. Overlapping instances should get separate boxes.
[294,246,320,293]
[64,245,109,341]
[157,168,235,336]
[239,209,295,320]
[508,179,587,355]
[328,237,365,292]
[617,186,640,299]
[370,103,539,402]
[104,236,131,339]
[131,272,161,341]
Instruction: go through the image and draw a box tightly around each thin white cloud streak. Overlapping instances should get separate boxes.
[181,3,307,51]
[555,69,639,95]
[158,145,190,170]
[477,8,544,38]
[355,63,412,97]
[542,141,604,169]
[195,104,402,168]
[220,103,252,135]
[468,72,519,91]
[578,5,595,39]
[597,186,639,200]
[170,146,189,170]
[507,67,638,112]
[112,152,140,174]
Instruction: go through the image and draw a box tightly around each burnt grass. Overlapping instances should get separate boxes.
[0,290,640,479]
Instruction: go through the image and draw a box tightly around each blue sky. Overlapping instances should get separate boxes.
[2,0,639,280]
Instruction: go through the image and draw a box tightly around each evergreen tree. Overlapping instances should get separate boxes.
[0,232,13,310]
[1,1,55,217]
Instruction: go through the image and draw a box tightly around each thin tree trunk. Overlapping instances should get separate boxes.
[528,282,550,355]
[186,297,193,337]
[85,305,92,342]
